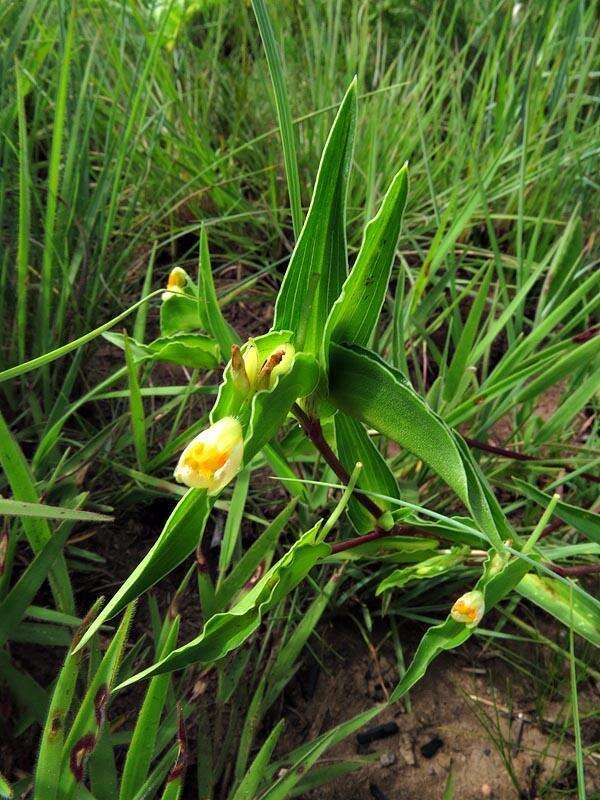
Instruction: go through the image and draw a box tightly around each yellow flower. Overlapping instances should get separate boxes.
[450,590,485,628]
[174,416,243,494]
[162,267,188,301]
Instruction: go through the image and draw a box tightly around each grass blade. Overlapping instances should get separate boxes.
[251,0,303,239]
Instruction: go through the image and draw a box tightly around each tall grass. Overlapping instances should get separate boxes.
[0,0,598,796]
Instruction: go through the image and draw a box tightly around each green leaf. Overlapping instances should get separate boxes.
[218,467,251,576]
[329,344,468,498]
[198,226,239,360]
[273,79,357,355]
[513,478,600,544]
[115,524,330,688]
[264,570,342,709]
[160,290,204,338]
[251,0,302,238]
[0,523,72,647]
[59,604,135,799]
[74,490,211,653]
[517,574,600,647]
[0,770,12,799]
[534,364,600,442]
[324,164,408,355]
[261,706,382,800]
[376,546,469,595]
[214,498,298,610]
[124,333,147,470]
[443,263,492,403]
[389,553,535,703]
[0,498,111,522]
[119,616,180,800]
[243,353,320,464]
[15,60,30,364]
[334,412,400,533]
[0,409,73,613]
[230,719,285,800]
[546,215,583,309]
[0,649,48,725]
[0,290,162,385]
[105,331,220,370]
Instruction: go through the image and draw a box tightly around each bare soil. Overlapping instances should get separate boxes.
[280,621,600,800]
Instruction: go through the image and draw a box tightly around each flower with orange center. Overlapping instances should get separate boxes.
[450,590,485,628]
[162,267,188,301]
[174,416,243,494]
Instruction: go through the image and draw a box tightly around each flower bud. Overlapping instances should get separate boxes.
[174,416,243,495]
[231,345,250,396]
[255,343,295,390]
[162,267,188,301]
[450,590,485,628]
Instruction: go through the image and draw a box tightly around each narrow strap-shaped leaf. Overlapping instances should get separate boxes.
[230,719,285,800]
[490,268,599,383]
[334,412,400,533]
[214,498,297,610]
[443,262,492,402]
[513,478,600,544]
[234,674,267,782]
[273,79,357,354]
[251,0,302,238]
[0,523,72,647]
[15,59,30,364]
[198,226,239,360]
[218,467,251,576]
[33,601,102,800]
[389,554,534,703]
[59,604,135,799]
[115,525,330,688]
[119,616,180,800]
[0,649,48,724]
[74,489,211,652]
[517,574,600,647]
[534,364,600,442]
[260,706,382,800]
[324,164,408,355]
[124,333,147,470]
[264,570,342,710]
[0,409,74,613]
[0,498,111,522]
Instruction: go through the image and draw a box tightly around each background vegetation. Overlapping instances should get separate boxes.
[0,0,598,798]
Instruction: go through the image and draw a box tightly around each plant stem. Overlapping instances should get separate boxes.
[330,528,403,554]
[291,403,384,521]
[465,437,599,484]
[546,563,600,578]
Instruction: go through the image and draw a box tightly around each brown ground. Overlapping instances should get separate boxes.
[280,621,600,800]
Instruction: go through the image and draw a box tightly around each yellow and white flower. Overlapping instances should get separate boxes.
[450,590,485,628]
[174,416,243,494]
[162,267,188,301]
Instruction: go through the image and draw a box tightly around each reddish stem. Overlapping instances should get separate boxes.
[465,437,599,484]
[292,403,384,520]
[546,563,600,578]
